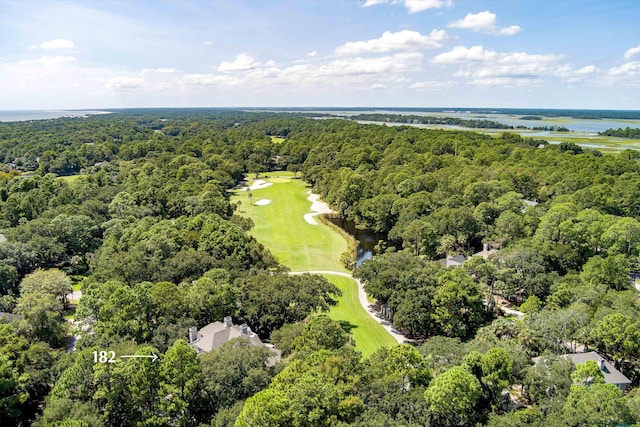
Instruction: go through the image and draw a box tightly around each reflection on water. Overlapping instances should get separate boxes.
[325,216,385,266]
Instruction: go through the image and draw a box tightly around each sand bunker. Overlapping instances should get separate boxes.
[247,179,273,190]
[304,191,335,225]
[255,199,272,206]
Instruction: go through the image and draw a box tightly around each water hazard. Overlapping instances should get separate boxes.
[325,216,386,266]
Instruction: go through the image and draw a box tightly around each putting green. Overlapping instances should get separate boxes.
[230,177,396,355]
[231,178,347,272]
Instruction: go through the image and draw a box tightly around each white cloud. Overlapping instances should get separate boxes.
[575,65,597,75]
[181,52,423,91]
[307,50,319,57]
[18,56,77,67]
[140,67,180,76]
[362,0,389,6]
[470,77,530,87]
[404,0,452,13]
[105,77,144,91]
[609,61,640,76]
[40,38,76,49]
[318,52,423,76]
[409,80,453,90]
[448,11,521,36]
[433,46,560,65]
[369,83,387,89]
[432,46,498,63]
[495,26,521,36]
[182,74,239,86]
[217,54,260,72]
[361,0,452,13]
[624,45,640,60]
[432,45,577,87]
[336,29,447,55]
[498,52,562,64]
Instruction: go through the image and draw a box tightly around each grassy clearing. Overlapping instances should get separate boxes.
[231,178,348,272]
[57,174,87,182]
[72,283,82,292]
[543,135,640,153]
[324,275,398,357]
[270,136,286,143]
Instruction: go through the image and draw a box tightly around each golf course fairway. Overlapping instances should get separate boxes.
[323,274,398,356]
[231,176,397,356]
[231,177,347,272]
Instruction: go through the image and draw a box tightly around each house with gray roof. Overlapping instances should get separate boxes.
[533,351,631,391]
[472,243,497,260]
[189,316,281,366]
[442,254,466,268]
[0,312,21,322]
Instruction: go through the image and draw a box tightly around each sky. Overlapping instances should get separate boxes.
[0,0,639,110]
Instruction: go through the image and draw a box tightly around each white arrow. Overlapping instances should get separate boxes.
[120,353,159,362]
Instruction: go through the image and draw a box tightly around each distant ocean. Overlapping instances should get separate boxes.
[0,110,111,123]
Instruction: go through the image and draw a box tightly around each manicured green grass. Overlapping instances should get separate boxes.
[258,171,297,178]
[324,275,398,357]
[72,283,82,292]
[231,178,348,272]
[231,177,397,354]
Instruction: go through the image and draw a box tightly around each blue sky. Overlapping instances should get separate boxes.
[0,0,639,110]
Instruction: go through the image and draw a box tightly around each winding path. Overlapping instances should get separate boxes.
[288,270,407,344]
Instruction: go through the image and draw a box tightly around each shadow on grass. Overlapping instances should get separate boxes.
[338,320,358,334]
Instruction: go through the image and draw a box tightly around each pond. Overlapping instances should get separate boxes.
[325,216,386,266]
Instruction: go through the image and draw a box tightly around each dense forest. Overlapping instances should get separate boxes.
[600,126,640,139]
[1,111,640,426]
[346,113,513,129]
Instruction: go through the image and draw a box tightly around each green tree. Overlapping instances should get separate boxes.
[432,268,485,338]
[580,254,630,291]
[519,295,542,313]
[20,268,73,309]
[34,397,104,427]
[562,383,631,426]
[15,292,67,346]
[236,273,340,337]
[270,322,305,357]
[149,281,187,320]
[601,217,640,256]
[237,348,364,426]
[625,388,640,424]
[185,276,236,326]
[523,355,574,413]
[157,339,201,426]
[534,203,578,243]
[293,316,349,353]
[590,313,640,364]
[366,345,431,392]
[0,263,19,296]
[571,360,604,386]
[419,336,466,374]
[424,366,482,427]
[200,338,273,413]
[49,214,101,264]
[480,347,514,407]
[401,219,437,257]
[0,353,28,422]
